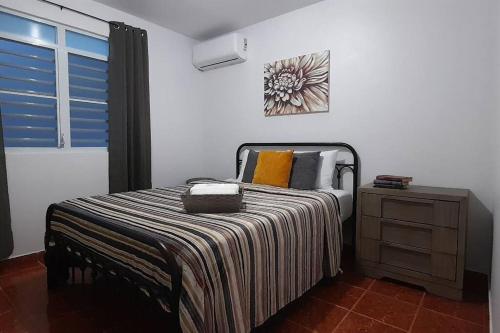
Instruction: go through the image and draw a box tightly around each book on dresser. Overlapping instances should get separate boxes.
[356,183,469,300]
[373,180,408,189]
[373,175,412,189]
[376,175,413,182]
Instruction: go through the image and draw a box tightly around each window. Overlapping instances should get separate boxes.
[0,9,109,148]
[66,30,109,57]
[66,30,109,148]
[68,54,108,147]
[0,11,56,44]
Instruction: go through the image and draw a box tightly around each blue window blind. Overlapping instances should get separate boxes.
[69,101,108,147]
[68,54,108,101]
[68,53,108,147]
[0,11,56,44]
[0,38,57,96]
[66,31,108,57]
[0,37,58,147]
[0,93,58,147]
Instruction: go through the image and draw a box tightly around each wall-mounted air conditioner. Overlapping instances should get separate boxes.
[192,33,247,71]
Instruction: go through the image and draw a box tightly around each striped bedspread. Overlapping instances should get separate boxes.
[48,182,343,333]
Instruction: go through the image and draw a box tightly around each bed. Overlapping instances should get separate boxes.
[45,142,359,333]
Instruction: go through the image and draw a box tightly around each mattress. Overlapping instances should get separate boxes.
[225,179,353,222]
[319,188,353,222]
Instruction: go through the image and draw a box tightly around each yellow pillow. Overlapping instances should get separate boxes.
[252,150,294,188]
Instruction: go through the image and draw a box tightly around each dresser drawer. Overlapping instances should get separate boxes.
[360,217,458,255]
[382,220,432,250]
[359,239,457,281]
[380,243,431,275]
[381,196,459,228]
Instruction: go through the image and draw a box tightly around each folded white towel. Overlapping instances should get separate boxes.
[190,184,239,196]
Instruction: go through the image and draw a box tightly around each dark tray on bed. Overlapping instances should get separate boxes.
[181,186,244,213]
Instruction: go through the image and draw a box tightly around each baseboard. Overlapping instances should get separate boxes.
[489,288,493,333]
[7,250,45,260]
[0,250,44,265]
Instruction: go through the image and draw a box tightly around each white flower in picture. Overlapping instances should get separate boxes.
[264,50,330,116]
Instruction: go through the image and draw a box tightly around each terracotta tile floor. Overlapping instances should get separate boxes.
[0,251,489,333]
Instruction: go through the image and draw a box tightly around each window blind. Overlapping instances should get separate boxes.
[68,53,108,147]
[0,38,58,147]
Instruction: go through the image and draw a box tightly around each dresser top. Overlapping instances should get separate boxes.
[360,183,469,201]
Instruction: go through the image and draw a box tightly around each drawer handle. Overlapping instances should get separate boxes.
[381,219,433,230]
[380,240,432,255]
[382,196,434,205]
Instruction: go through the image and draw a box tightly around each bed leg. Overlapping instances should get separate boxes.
[91,268,97,283]
[172,315,181,332]
[45,243,70,290]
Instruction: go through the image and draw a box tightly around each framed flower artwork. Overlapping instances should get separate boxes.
[264,50,330,116]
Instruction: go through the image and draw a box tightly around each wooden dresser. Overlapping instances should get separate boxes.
[356,184,469,300]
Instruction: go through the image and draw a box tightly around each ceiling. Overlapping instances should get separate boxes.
[93,0,325,40]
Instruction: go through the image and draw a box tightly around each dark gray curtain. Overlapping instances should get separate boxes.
[108,22,151,193]
[0,107,13,259]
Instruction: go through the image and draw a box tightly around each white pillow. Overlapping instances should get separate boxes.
[315,150,339,189]
[236,149,250,182]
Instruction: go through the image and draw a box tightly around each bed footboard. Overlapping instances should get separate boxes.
[44,204,183,327]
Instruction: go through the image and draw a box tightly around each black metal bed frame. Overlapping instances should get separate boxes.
[237,142,360,245]
[45,142,359,331]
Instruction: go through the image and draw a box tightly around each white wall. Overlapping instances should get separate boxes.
[200,0,497,273]
[0,0,205,257]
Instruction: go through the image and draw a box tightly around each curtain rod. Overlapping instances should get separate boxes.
[36,0,119,27]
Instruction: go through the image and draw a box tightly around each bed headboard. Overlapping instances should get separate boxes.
[236,142,360,233]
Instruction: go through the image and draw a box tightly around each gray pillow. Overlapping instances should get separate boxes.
[242,150,259,183]
[289,152,321,190]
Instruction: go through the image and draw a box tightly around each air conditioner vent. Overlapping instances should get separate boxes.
[193,33,247,71]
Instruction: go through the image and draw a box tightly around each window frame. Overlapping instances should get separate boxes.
[0,7,109,152]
